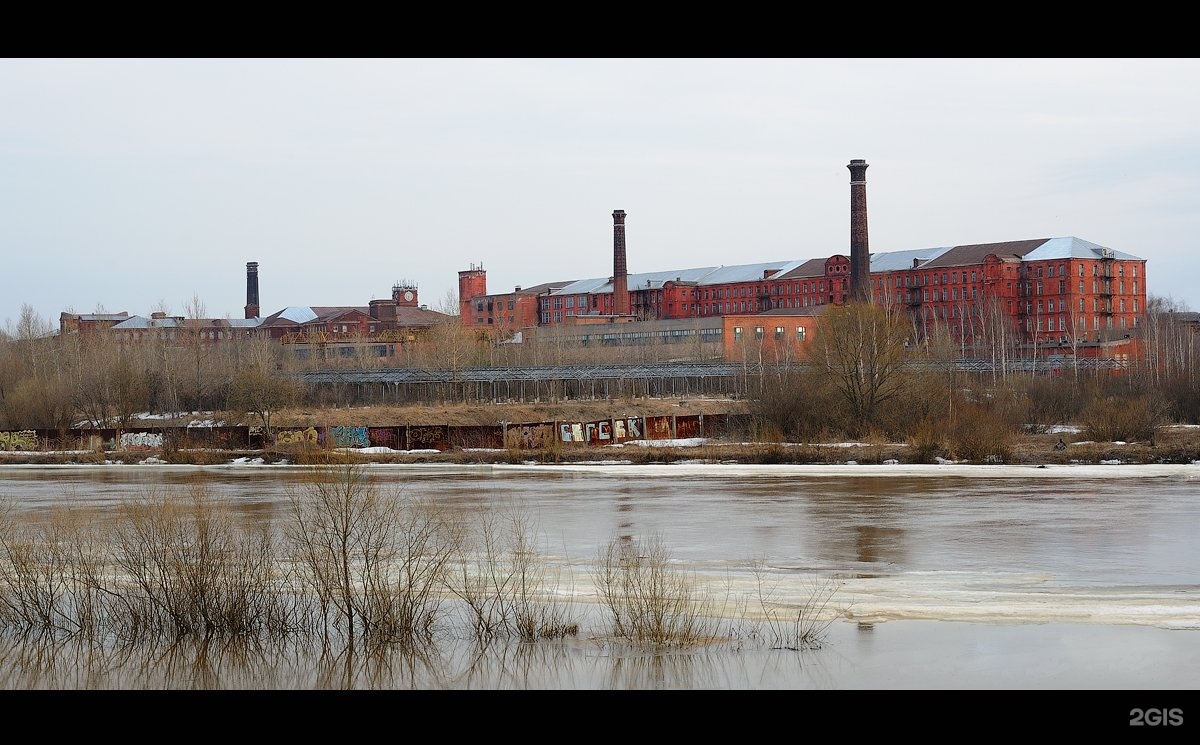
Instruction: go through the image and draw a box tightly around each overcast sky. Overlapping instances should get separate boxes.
[3,58,1198,331]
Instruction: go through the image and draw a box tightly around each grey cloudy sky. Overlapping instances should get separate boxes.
[3,58,1198,330]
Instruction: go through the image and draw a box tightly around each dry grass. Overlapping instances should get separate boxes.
[260,398,751,429]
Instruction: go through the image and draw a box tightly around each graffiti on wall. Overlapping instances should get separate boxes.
[120,432,163,450]
[276,427,318,446]
[0,430,37,451]
[368,427,396,447]
[331,425,370,448]
[507,424,555,449]
[0,414,709,454]
[613,418,643,440]
[644,416,672,439]
[554,418,646,444]
[559,423,587,442]
[408,426,446,450]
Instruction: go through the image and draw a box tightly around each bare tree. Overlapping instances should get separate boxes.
[815,302,912,436]
[72,333,148,428]
[182,293,211,411]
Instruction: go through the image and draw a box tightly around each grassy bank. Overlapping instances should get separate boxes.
[2,425,1198,466]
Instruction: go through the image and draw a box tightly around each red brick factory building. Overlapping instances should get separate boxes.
[458,159,1147,362]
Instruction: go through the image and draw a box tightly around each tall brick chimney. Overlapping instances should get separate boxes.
[244,261,260,319]
[847,159,870,303]
[612,210,629,316]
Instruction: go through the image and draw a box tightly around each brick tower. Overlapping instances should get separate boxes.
[847,159,871,303]
[458,264,487,318]
[244,261,260,319]
[612,210,629,316]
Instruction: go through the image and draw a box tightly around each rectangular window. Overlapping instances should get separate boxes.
[797,326,806,341]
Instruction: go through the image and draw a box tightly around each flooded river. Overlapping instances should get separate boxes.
[0,462,1197,689]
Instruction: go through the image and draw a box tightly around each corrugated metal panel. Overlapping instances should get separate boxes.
[1024,237,1142,261]
[868,246,954,272]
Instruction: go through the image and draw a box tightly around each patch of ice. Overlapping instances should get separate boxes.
[624,438,709,448]
[571,460,634,465]
[883,459,900,465]
[1100,459,1123,465]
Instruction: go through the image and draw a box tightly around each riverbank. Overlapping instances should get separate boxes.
[2,427,1199,467]
[2,399,1198,467]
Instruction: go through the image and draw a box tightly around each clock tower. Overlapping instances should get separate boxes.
[392,282,419,307]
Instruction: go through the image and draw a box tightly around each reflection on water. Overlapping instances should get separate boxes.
[0,630,853,690]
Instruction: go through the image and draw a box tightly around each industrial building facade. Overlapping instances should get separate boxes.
[458,160,1147,359]
[57,159,1148,365]
[60,273,452,363]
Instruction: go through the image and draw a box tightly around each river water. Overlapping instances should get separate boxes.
[0,462,1197,690]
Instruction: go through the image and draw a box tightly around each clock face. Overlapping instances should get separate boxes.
[403,291,414,302]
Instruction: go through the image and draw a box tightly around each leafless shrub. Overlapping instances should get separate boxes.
[748,561,841,650]
[594,534,717,648]
[285,463,462,647]
[1080,393,1169,443]
[108,480,286,641]
[1020,376,1086,432]
[946,403,1017,463]
[0,501,76,632]
[447,504,579,643]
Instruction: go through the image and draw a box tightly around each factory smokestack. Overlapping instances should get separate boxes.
[244,261,260,319]
[847,159,870,303]
[612,210,629,316]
